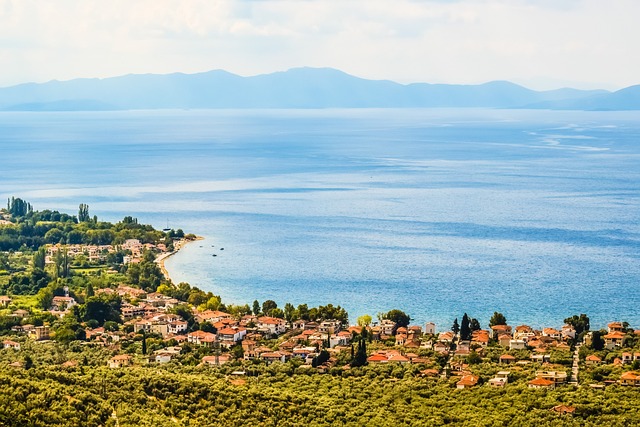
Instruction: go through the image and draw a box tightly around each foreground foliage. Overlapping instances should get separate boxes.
[1,357,639,427]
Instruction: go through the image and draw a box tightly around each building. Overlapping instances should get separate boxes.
[425,322,436,335]
[108,355,133,368]
[604,331,626,350]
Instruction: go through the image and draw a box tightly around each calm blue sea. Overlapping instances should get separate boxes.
[1,109,639,330]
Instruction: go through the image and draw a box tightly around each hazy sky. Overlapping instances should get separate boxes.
[0,0,637,90]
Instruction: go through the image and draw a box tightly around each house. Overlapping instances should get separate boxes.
[514,325,536,342]
[195,310,233,324]
[499,354,516,364]
[154,352,174,364]
[552,405,576,414]
[488,371,510,388]
[187,330,217,347]
[425,322,436,335]
[498,334,512,347]
[257,317,287,336]
[542,328,561,341]
[329,331,352,348]
[217,327,247,347]
[456,375,479,389]
[585,354,602,365]
[509,339,527,350]
[0,296,11,307]
[367,353,389,363]
[108,354,132,368]
[621,352,633,364]
[490,325,512,339]
[531,354,550,363]
[387,354,410,364]
[561,325,576,340]
[28,325,50,341]
[607,322,624,333]
[420,368,440,377]
[318,320,342,334]
[260,351,290,364]
[202,354,232,366]
[620,371,640,386]
[603,331,626,350]
[471,330,490,348]
[528,378,555,390]
[116,285,147,299]
[51,296,77,311]
[535,371,567,386]
[12,309,29,319]
[3,340,20,350]
[433,342,449,354]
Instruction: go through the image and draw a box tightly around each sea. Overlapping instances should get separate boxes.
[1,108,639,330]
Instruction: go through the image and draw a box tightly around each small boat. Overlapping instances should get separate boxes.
[220,248,224,251]
[212,254,217,257]
[162,219,171,232]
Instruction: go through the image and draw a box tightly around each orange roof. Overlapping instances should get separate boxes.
[529,378,554,386]
[586,355,601,361]
[604,331,625,339]
[388,354,410,362]
[620,371,640,380]
[456,375,479,387]
[608,321,623,328]
[367,354,388,362]
[500,354,516,360]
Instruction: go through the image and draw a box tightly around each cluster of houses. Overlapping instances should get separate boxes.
[45,238,169,266]
[4,276,640,389]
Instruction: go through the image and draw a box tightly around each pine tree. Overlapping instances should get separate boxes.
[86,282,95,298]
[451,318,460,335]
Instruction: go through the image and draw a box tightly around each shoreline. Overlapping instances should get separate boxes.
[155,236,204,281]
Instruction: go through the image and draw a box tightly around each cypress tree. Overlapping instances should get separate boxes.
[460,313,471,341]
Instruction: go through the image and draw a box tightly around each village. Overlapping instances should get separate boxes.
[2,270,640,404]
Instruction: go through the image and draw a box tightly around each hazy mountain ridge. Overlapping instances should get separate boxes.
[0,67,634,111]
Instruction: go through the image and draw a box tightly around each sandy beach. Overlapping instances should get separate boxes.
[155,236,204,281]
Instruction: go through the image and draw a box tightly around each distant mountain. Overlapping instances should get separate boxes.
[524,85,640,110]
[0,67,631,111]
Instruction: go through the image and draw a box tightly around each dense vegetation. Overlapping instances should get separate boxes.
[1,355,640,427]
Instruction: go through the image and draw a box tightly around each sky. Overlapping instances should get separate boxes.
[0,0,637,90]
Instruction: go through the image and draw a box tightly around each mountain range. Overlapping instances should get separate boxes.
[0,67,637,111]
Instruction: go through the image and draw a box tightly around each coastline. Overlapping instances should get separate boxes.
[155,236,204,281]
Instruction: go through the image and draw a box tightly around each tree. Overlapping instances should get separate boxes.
[591,330,605,351]
[460,313,471,341]
[564,314,590,337]
[489,312,507,327]
[384,309,410,328]
[297,304,309,321]
[32,247,46,270]
[141,330,147,355]
[351,333,368,367]
[451,318,460,335]
[252,300,261,316]
[357,314,372,327]
[470,318,481,332]
[86,282,95,298]
[262,300,277,316]
[78,203,90,222]
[284,303,297,323]
[467,350,482,364]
